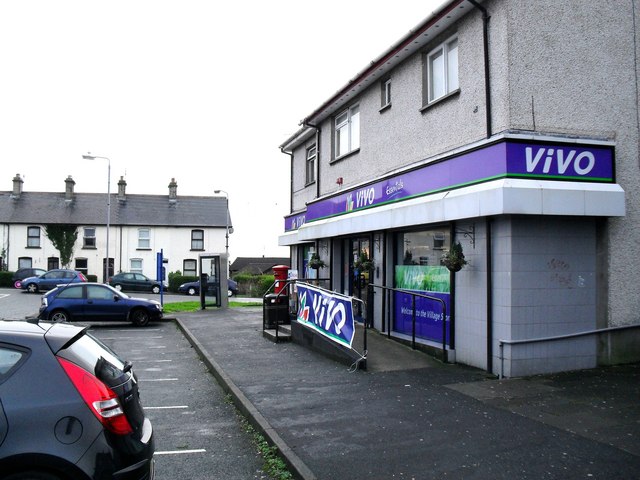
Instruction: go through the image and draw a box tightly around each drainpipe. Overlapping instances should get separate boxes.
[280,147,294,213]
[467,0,492,139]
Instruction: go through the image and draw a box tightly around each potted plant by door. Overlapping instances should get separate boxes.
[441,242,468,272]
[353,252,374,272]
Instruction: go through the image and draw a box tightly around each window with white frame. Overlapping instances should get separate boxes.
[18,257,32,269]
[138,228,150,249]
[381,78,392,108]
[183,259,197,277]
[334,104,360,158]
[75,258,88,275]
[306,144,316,185]
[83,227,96,248]
[130,258,143,274]
[426,35,459,104]
[191,230,204,250]
[27,226,40,248]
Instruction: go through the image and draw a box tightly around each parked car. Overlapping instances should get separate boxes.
[0,319,154,479]
[39,283,163,327]
[11,267,47,288]
[21,269,88,293]
[178,278,238,297]
[108,272,163,294]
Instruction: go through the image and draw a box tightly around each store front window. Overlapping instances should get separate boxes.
[394,229,451,345]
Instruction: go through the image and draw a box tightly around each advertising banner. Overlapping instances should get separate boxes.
[296,283,356,348]
[394,265,451,344]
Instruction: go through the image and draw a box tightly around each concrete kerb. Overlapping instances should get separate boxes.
[173,317,317,480]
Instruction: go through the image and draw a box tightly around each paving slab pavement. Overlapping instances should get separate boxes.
[173,307,640,480]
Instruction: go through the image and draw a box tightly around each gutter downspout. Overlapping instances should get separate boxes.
[280,147,295,213]
[467,0,492,139]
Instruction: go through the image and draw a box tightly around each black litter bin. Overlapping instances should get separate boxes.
[263,294,290,328]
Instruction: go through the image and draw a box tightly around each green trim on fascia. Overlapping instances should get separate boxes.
[506,173,614,182]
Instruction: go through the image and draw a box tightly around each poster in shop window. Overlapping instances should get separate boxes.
[394,265,451,345]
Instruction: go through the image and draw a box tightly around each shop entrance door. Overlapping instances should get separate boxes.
[346,237,371,320]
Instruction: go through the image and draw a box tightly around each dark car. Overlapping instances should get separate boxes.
[0,319,154,479]
[21,269,88,293]
[108,272,163,294]
[11,267,47,288]
[178,278,238,297]
[39,283,163,327]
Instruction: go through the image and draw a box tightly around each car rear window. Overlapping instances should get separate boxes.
[57,332,130,388]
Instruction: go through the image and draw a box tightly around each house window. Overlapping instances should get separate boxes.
[381,78,392,108]
[138,228,150,249]
[306,144,316,185]
[27,226,40,248]
[426,35,459,104]
[48,257,59,270]
[75,258,88,275]
[191,230,204,251]
[334,104,360,158]
[83,227,96,248]
[184,259,197,277]
[130,258,143,274]
[18,257,32,269]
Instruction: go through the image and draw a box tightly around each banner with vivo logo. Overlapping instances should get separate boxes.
[296,283,356,348]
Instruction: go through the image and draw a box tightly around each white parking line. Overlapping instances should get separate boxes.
[145,405,189,410]
[0,294,10,299]
[155,449,206,455]
[141,378,179,382]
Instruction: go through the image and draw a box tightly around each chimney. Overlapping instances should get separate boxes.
[11,174,23,199]
[168,178,178,202]
[65,175,75,201]
[118,176,127,201]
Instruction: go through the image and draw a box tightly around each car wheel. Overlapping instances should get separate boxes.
[5,471,63,480]
[151,285,160,294]
[228,289,233,297]
[187,287,197,296]
[113,284,123,291]
[26,283,38,294]
[130,309,150,327]
[49,310,70,323]
[13,280,22,289]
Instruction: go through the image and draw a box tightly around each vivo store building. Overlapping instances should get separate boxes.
[280,134,625,378]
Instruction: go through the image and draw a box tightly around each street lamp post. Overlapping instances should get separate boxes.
[83,153,111,283]
[214,189,229,267]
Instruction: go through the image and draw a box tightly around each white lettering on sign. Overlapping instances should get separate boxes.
[355,187,375,208]
[525,147,595,176]
[311,294,347,334]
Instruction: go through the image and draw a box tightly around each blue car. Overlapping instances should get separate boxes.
[178,278,238,297]
[39,283,162,327]
[21,268,87,293]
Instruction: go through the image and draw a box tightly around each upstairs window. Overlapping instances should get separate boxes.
[426,35,459,104]
[381,78,392,109]
[334,104,360,159]
[191,229,204,251]
[27,226,40,248]
[83,227,96,248]
[306,144,316,185]
[138,228,150,249]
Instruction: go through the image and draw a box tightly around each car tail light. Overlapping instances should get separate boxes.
[57,357,133,435]
[79,273,88,282]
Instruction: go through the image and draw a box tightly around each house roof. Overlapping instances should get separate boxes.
[230,257,290,275]
[0,191,232,228]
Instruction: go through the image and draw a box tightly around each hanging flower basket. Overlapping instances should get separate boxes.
[354,252,374,271]
[441,242,467,272]
[308,253,326,270]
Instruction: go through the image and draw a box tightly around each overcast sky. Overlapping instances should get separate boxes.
[0,0,445,261]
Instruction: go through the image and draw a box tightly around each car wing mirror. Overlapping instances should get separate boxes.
[113,295,120,302]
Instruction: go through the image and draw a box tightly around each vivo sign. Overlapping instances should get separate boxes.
[284,140,615,230]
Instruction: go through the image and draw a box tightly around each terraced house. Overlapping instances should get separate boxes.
[279,0,640,377]
[1,174,231,286]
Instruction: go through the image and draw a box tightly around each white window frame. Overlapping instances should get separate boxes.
[334,104,360,159]
[426,35,459,104]
[305,144,316,185]
[138,228,150,249]
[191,229,204,251]
[130,258,143,274]
[83,227,96,248]
[382,79,392,108]
[183,259,197,277]
[27,226,40,248]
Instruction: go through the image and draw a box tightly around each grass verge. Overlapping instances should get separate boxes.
[163,300,262,313]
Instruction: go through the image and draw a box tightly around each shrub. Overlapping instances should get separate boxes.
[86,274,98,283]
[0,271,14,288]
